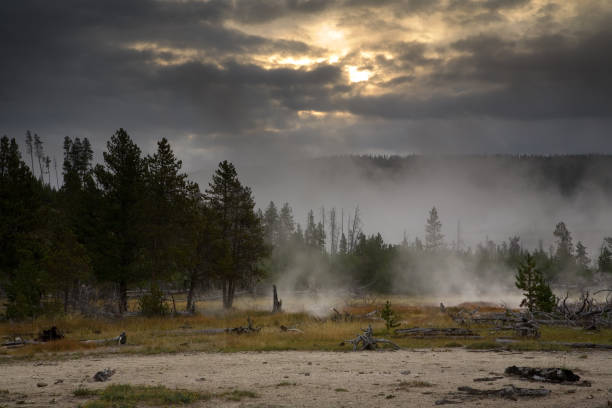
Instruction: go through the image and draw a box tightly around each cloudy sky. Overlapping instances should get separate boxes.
[1,0,612,172]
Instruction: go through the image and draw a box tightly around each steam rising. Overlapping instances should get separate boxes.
[202,156,612,308]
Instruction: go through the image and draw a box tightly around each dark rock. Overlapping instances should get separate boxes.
[93,368,115,382]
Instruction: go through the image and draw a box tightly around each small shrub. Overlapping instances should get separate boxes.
[138,285,169,317]
[515,254,557,312]
[381,300,400,331]
[276,382,296,387]
[73,387,97,397]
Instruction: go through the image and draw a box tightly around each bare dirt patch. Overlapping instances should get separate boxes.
[0,349,611,407]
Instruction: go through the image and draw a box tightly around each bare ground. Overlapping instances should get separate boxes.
[1,349,611,407]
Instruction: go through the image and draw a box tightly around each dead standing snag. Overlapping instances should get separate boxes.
[341,324,400,351]
[272,285,282,313]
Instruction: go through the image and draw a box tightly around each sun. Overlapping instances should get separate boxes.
[348,66,371,83]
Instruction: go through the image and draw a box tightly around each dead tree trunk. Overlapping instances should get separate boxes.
[119,280,128,314]
[186,273,197,313]
[272,285,282,313]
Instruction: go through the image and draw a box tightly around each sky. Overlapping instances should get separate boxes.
[1,0,612,174]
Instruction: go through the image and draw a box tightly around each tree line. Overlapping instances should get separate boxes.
[2,130,612,319]
[1,130,266,318]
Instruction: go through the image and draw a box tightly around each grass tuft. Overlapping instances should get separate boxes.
[397,380,435,390]
[276,381,296,387]
[76,384,257,407]
[73,387,98,397]
[218,389,258,401]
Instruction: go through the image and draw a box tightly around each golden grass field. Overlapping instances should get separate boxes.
[1,294,611,361]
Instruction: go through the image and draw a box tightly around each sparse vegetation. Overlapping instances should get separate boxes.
[74,384,257,407]
[1,298,610,359]
[397,380,435,389]
[276,381,296,387]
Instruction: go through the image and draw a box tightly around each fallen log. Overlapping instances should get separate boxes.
[81,332,126,345]
[394,327,477,337]
[341,324,400,351]
[457,385,551,398]
[1,338,40,347]
[280,325,303,333]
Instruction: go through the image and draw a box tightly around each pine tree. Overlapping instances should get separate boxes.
[0,136,44,318]
[381,300,400,331]
[508,236,522,267]
[553,222,574,271]
[425,206,444,250]
[94,128,146,313]
[598,238,612,273]
[205,160,267,308]
[142,138,192,288]
[515,254,557,312]
[575,241,590,274]
[278,202,295,244]
[339,232,347,254]
[304,210,317,248]
[263,201,280,246]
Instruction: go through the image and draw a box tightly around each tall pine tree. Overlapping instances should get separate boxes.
[205,161,267,309]
[94,129,146,313]
[425,206,444,251]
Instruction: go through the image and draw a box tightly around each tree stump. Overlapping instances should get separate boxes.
[272,285,282,313]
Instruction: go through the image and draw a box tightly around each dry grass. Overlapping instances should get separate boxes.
[1,295,611,360]
[73,384,257,407]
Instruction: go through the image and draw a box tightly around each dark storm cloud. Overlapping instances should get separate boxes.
[0,0,329,140]
[151,61,341,132]
[1,0,612,163]
[342,28,612,120]
[230,0,331,24]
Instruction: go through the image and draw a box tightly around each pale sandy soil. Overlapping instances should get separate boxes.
[1,349,611,407]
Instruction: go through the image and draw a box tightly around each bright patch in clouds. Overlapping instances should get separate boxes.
[348,66,370,83]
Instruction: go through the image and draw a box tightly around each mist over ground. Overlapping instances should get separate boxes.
[193,155,612,305]
[197,155,612,252]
